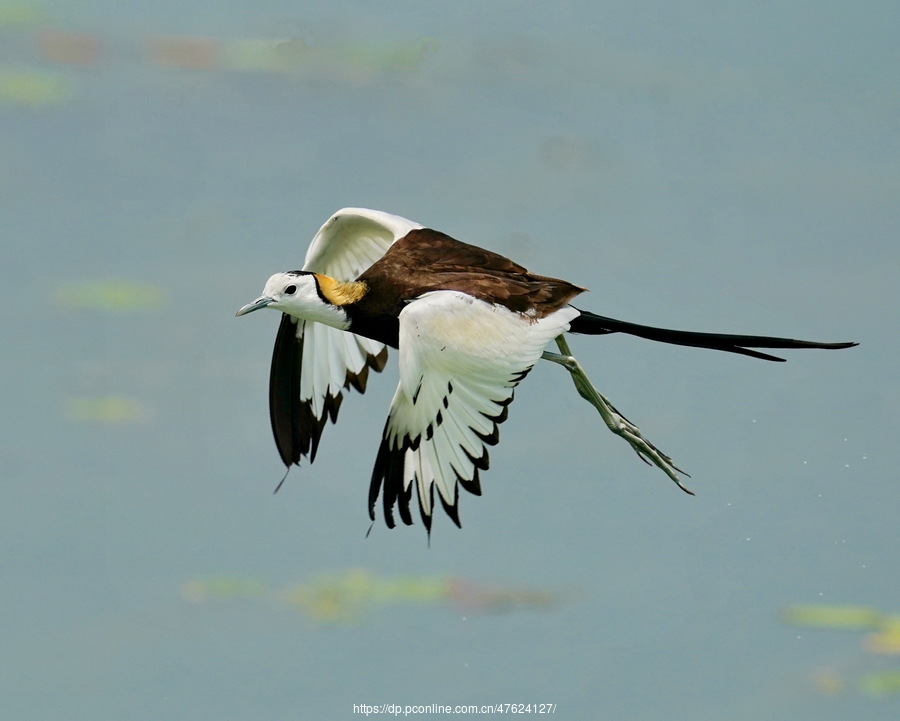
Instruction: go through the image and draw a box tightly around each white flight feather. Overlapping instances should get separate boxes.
[303,207,422,276]
[383,291,578,521]
[293,208,421,427]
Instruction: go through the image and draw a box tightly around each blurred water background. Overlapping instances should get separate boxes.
[2,1,898,718]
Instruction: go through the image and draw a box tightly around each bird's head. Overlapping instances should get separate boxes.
[235,271,361,329]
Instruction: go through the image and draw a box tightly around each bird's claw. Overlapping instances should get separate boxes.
[542,336,693,494]
[604,409,692,493]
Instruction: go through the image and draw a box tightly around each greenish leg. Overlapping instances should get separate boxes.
[541,335,693,494]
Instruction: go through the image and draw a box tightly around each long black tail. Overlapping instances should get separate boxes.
[569,309,858,362]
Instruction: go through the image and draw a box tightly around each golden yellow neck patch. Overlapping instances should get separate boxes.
[315,274,368,306]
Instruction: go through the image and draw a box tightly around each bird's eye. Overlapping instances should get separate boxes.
[284,285,297,295]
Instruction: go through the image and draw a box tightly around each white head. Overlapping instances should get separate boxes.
[235,271,351,330]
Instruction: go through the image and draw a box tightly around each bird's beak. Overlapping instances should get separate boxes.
[235,296,274,316]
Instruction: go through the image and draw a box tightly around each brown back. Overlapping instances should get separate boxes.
[356,228,585,319]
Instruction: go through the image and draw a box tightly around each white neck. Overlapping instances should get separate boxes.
[263,272,353,330]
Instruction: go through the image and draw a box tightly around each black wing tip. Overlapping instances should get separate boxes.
[367,377,512,533]
[273,465,291,494]
[369,439,485,534]
[437,486,462,529]
[372,346,390,372]
[345,347,391,393]
[459,473,482,497]
[420,486,435,532]
[398,482,415,526]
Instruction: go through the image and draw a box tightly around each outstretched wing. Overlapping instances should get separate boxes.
[270,208,422,468]
[369,291,578,533]
[302,207,422,277]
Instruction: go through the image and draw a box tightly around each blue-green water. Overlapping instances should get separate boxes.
[2,2,898,719]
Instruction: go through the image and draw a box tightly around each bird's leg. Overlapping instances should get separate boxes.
[541,335,693,494]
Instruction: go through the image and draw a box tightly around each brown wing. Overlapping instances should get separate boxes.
[357,228,586,319]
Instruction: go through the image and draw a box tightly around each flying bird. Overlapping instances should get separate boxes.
[236,208,856,534]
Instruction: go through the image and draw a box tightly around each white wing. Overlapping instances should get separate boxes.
[303,207,422,276]
[369,291,578,532]
[270,209,422,467]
